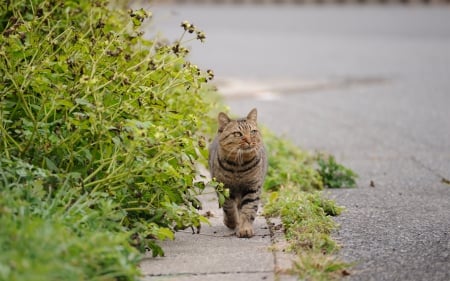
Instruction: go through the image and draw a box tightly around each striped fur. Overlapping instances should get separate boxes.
[209,108,267,238]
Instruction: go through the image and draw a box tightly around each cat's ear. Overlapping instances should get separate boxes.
[247,108,257,123]
[218,112,231,132]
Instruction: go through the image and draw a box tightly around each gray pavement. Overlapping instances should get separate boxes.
[140,187,277,281]
[139,3,450,281]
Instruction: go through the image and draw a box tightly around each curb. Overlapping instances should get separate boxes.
[267,217,297,281]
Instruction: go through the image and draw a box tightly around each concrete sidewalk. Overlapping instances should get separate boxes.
[140,186,288,281]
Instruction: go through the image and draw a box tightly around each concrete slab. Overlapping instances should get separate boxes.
[140,187,275,280]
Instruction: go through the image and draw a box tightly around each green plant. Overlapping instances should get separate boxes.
[1,0,218,278]
[262,134,354,280]
[264,183,348,281]
[264,185,343,254]
[0,157,141,281]
[291,253,350,281]
[1,0,215,252]
[263,130,323,192]
[317,155,357,188]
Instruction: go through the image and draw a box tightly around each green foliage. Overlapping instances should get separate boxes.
[264,186,343,254]
[291,253,350,281]
[264,183,349,281]
[0,157,141,281]
[1,0,216,278]
[263,130,323,192]
[317,155,357,188]
[262,134,355,280]
[0,216,139,281]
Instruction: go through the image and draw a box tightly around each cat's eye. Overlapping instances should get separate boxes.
[233,132,243,137]
[250,130,258,135]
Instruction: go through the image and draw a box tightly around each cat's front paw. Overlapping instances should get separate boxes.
[237,223,254,238]
[224,215,237,229]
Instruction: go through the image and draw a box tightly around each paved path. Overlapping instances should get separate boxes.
[140,3,450,280]
[140,187,279,281]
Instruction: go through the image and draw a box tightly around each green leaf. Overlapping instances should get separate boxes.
[156,227,175,241]
[56,99,74,108]
[75,98,94,108]
[45,157,58,172]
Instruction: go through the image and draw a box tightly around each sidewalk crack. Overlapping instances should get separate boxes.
[411,156,450,186]
[144,270,273,278]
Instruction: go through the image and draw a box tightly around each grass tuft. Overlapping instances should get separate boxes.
[317,155,357,189]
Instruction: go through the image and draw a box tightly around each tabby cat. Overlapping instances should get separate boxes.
[209,108,267,238]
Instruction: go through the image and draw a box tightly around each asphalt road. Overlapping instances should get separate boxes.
[145,4,450,280]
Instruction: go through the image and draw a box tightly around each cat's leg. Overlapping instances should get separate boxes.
[223,197,239,229]
[237,188,260,238]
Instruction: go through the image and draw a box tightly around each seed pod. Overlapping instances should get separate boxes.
[196,31,206,42]
[181,20,191,31]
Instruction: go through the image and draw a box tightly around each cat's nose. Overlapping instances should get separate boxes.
[242,135,251,144]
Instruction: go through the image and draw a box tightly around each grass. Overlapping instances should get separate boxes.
[317,155,357,189]
[262,131,356,280]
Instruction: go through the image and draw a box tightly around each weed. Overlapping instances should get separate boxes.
[0,157,141,280]
[1,0,218,279]
[262,134,355,280]
[264,185,343,254]
[291,253,351,281]
[317,155,357,188]
[263,129,323,192]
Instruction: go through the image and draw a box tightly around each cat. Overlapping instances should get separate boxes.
[208,108,267,238]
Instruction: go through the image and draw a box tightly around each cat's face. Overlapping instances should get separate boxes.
[217,108,263,163]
